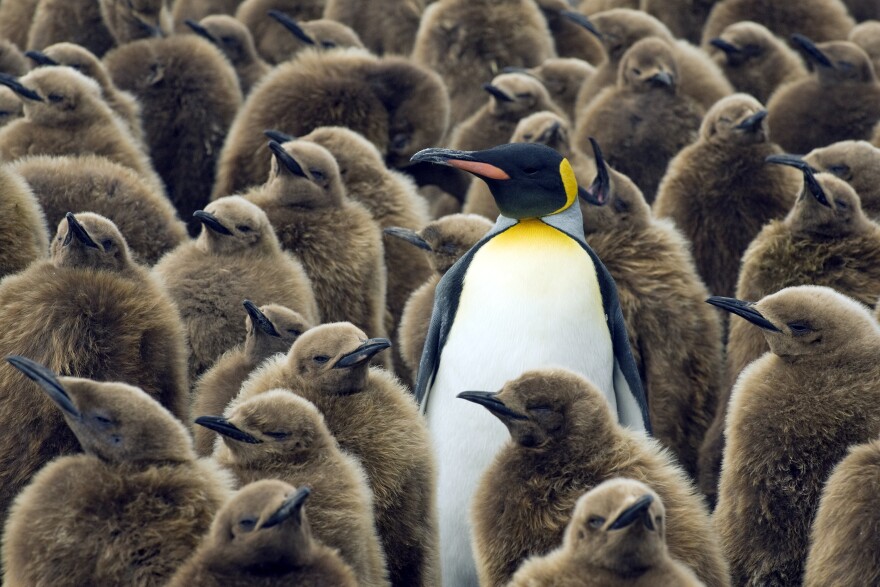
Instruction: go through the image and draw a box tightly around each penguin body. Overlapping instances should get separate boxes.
[173,0,244,30]
[26,0,114,58]
[512,58,594,122]
[12,154,186,265]
[99,0,172,46]
[239,9,363,66]
[534,0,605,64]
[850,21,880,73]
[804,140,880,219]
[0,40,28,76]
[236,0,327,60]
[843,0,880,21]
[2,358,233,587]
[0,87,22,127]
[0,165,47,280]
[186,15,270,96]
[323,0,425,56]
[0,0,39,51]
[642,0,716,45]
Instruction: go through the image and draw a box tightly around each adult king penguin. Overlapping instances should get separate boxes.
[410,142,650,586]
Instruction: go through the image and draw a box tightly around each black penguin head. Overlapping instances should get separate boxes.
[410,143,580,219]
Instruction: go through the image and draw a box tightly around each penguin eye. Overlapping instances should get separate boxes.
[238,518,257,532]
[321,41,337,49]
[515,92,531,99]
[236,225,252,233]
[313,355,330,364]
[48,93,63,103]
[93,414,115,426]
[828,164,850,177]
[522,166,539,175]
[101,239,114,249]
[522,133,533,141]
[265,431,290,440]
[309,169,325,182]
[287,328,302,336]
[787,322,813,335]
[588,516,605,529]
[632,68,641,76]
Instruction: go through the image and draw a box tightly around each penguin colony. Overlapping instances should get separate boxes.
[4,1,880,586]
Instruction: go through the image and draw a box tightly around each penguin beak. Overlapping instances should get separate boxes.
[580,137,610,206]
[791,34,833,68]
[0,73,42,101]
[184,19,217,44]
[561,11,602,39]
[483,84,514,103]
[24,50,58,67]
[64,212,99,249]
[268,10,316,45]
[410,148,511,181]
[6,356,79,418]
[264,129,296,144]
[457,391,528,420]
[706,297,782,332]
[268,140,308,178]
[648,71,673,88]
[709,38,741,56]
[536,121,564,145]
[383,227,431,251]
[334,339,392,369]
[765,155,833,208]
[243,300,280,338]
[193,210,234,235]
[261,486,312,529]
[608,494,655,531]
[735,110,768,133]
[194,416,263,444]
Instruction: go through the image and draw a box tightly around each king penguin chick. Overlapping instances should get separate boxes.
[323,0,425,56]
[803,140,880,219]
[768,37,880,154]
[192,302,312,457]
[173,0,244,30]
[710,286,880,587]
[412,0,555,125]
[581,139,723,480]
[0,66,163,191]
[702,0,855,47]
[390,214,493,381]
[2,357,233,587]
[0,87,22,128]
[803,438,880,587]
[26,0,114,59]
[0,0,39,52]
[104,35,242,233]
[10,154,186,266]
[153,195,319,381]
[25,42,144,144]
[197,389,390,587]
[702,167,880,506]
[185,15,270,96]
[449,71,567,152]
[707,21,807,104]
[508,479,706,587]
[245,140,387,345]
[0,165,47,280]
[462,369,728,587]
[213,48,448,197]
[98,0,172,46]
[409,142,650,585]
[850,21,880,73]
[0,213,189,536]
[534,0,605,64]
[641,0,716,45]
[239,9,363,66]
[577,37,705,202]
[654,93,800,298]
[0,40,28,76]
[505,58,595,122]
[167,480,358,587]
[238,322,439,586]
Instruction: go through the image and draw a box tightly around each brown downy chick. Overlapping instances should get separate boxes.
[450,71,567,152]
[26,0,114,59]
[844,0,880,21]
[0,66,163,191]
[641,0,717,45]
[412,0,555,126]
[2,357,233,587]
[0,165,47,279]
[192,302,312,457]
[104,35,242,234]
[803,438,880,587]
[99,0,172,45]
[701,0,855,47]
[534,0,605,64]
[581,139,723,480]
[508,479,705,587]
[0,40,28,76]
[173,0,244,30]
[239,322,439,586]
[213,49,448,197]
[579,0,640,12]
[708,21,807,103]
[574,9,732,114]
[711,286,880,586]
[850,21,880,73]
[462,369,729,587]
[804,140,880,219]
[185,15,270,96]
[703,167,880,507]
[153,195,319,381]
[506,58,595,121]
[0,87,22,128]
[391,214,493,381]
[654,93,800,298]
[197,389,390,587]
[168,480,358,587]
[0,0,39,52]
[768,37,880,154]
[323,0,425,56]
[577,37,705,202]
[11,154,186,266]
[25,42,144,144]
[244,140,387,342]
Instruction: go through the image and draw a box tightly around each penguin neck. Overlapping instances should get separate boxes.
[493,203,585,238]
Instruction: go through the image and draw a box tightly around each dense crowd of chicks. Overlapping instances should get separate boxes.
[0,0,879,585]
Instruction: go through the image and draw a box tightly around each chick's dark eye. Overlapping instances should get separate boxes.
[238,518,256,531]
[321,41,337,49]
[94,415,113,425]
[588,516,605,529]
[48,94,62,103]
[314,355,330,363]
[287,329,301,336]
[265,431,290,439]
[788,322,812,335]
[309,169,325,182]
[236,225,252,233]
[632,68,641,75]
[828,164,850,176]
[101,239,113,249]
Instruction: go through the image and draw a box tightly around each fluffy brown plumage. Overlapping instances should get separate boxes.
[236,0,327,50]
[804,140,880,219]
[850,21,880,73]
[172,0,244,29]
[240,10,363,66]
[12,154,186,265]
[324,0,425,55]
[0,39,28,76]
[200,389,390,587]
[713,286,880,586]
[2,358,232,587]
[153,195,319,381]
[464,369,729,587]
[642,0,717,45]
[239,322,439,586]
[0,0,39,51]
[654,94,800,299]
[534,0,604,64]
[508,58,594,122]
[0,87,21,127]
[99,0,171,45]
[214,48,448,197]
[168,480,358,587]
[577,37,705,201]
[186,15,270,96]
[26,0,114,58]
[0,165,47,279]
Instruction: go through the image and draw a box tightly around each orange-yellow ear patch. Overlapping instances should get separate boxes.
[449,159,511,180]
[555,158,578,213]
